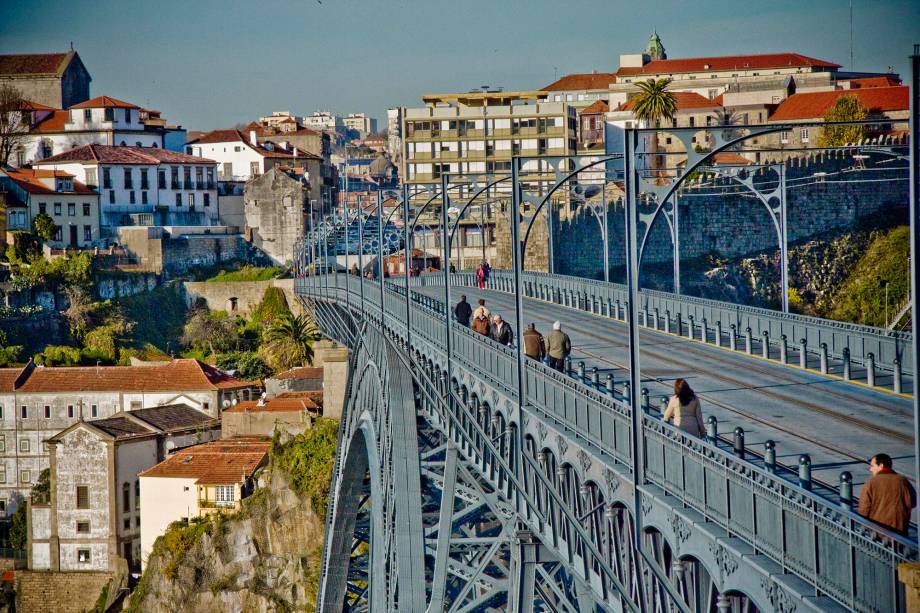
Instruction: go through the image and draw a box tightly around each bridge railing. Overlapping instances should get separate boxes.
[411,269,912,385]
[298,274,917,612]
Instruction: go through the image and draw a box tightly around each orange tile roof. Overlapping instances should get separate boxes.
[69,95,140,110]
[139,439,269,484]
[273,366,324,381]
[844,76,902,89]
[32,110,70,133]
[580,100,609,114]
[0,369,23,391]
[14,359,250,393]
[188,128,309,159]
[616,53,839,76]
[20,100,57,111]
[224,395,320,413]
[616,91,721,112]
[542,72,617,91]
[769,86,908,122]
[0,52,71,76]
[32,144,215,165]
[3,168,96,196]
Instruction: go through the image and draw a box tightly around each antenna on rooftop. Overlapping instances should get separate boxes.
[849,0,854,70]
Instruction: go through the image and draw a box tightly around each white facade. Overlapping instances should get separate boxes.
[139,474,198,569]
[344,112,377,137]
[188,139,267,182]
[303,111,344,132]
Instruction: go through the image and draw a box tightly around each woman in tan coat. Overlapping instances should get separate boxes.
[662,379,705,437]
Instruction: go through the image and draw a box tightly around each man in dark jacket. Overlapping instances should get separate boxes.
[454,295,472,326]
[859,453,917,536]
[523,323,545,361]
[490,315,513,346]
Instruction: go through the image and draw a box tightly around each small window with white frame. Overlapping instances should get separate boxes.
[780,131,789,144]
[215,485,235,507]
[19,439,29,453]
[800,128,809,143]
[78,549,91,563]
[20,470,30,484]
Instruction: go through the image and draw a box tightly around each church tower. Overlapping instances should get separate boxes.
[646,31,667,61]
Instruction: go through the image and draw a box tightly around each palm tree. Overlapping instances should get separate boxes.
[262,312,321,371]
[631,78,677,176]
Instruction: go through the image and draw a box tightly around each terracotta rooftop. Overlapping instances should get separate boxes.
[2,168,96,196]
[580,100,610,114]
[616,91,722,112]
[616,53,840,76]
[69,95,139,110]
[542,72,618,91]
[273,366,324,381]
[844,76,902,89]
[14,359,250,393]
[188,128,313,159]
[20,100,57,111]
[0,52,72,76]
[31,144,215,166]
[32,110,70,133]
[139,438,269,484]
[224,395,320,413]
[769,86,908,122]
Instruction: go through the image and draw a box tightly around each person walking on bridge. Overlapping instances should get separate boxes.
[454,295,472,326]
[490,314,514,346]
[545,321,571,372]
[476,263,487,289]
[523,323,546,362]
[859,453,916,536]
[472,301,491,336]
[663,379,705,437]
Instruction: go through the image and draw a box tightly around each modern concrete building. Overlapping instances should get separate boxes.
[303,111,344,133]
[0,167,101,248]
[257,111,301,132]
[0,359,256,517]
[138,438,269,569]
[27,404,220,573]
[344,112,377,138]
[0,50,91,110]
[30,144,220,229]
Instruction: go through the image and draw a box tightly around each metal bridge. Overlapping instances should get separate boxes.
[296,102,920,612]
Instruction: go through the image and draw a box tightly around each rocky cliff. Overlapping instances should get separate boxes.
[126,458,326,612]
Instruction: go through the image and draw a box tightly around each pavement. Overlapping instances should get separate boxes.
[415,284,917,496]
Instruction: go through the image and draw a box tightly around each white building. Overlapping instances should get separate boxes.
[0,167,101,248]
[186,129,309,182]
[344,112,377,137]
[28,404,221,573]
[258,111,301,133]
[12,96,182,167]
[303,111,344,132]
[139,438,269,569]
[30,144,220,228]
[386,107,402,161]
[0,359,257,517]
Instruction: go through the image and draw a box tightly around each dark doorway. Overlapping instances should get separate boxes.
[69,225,78,247]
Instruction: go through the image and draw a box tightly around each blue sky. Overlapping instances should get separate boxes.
[1,0,917,131]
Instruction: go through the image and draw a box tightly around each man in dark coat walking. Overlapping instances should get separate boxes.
[490,315,513,346]
[859,453,916,536]
[454,295,472,326]
[523,323,545,361]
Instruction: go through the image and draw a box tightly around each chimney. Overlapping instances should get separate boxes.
[249,130,258,146]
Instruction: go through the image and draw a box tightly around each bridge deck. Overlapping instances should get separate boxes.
[416,284,917,494]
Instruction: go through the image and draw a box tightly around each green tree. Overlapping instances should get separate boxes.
[0,331,22,367]
[216,351,272,380]
[260,312,321,371]
[10,468,50,550]
[181,309,239,355]
[32,212,57,242]
[63,286,97,341]
[819,94,868,147]
[252,286,291,326]
[631,78,677,175]
[35,345,82,366]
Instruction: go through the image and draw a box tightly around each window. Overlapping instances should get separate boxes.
[203,193,210,207]
[19,439,29,453]
[76,486,89,509]
[44,405,51,419]
[250,161,260,176]
[83,203,90,216]
[234,146,241,152]
[0,438,4,453]
[140,169,149,190]
[215,485,235,507]
[53,202,61,216]
[188,193,195,207]
[175,193,182,207]
[689,117,695,128]
[800,128,809,143]
[124,108,131,122]
[123,482,130,512]
[123,168,133,189]
[38,203,46,214]
[123,518,130,530]
[206,168,214,186]
[109,191,115,204]
[20,470,30,484]
[20,406,26,419]
[0,469,5,484]
[196,167,203,188]
[91,404,98,417]
[67,405,74,418]
[135,481,140,510]
[129,191,135,204]
[141,191,147,204]
[184,166,192,187]
[222,162,232,177]
[85,169,97,187]
[68,203,75,216]
[84,225,92,242]
[77,521,90,533]
[78,549,91,563]
[171,166,179,188]
[104,107,114,121]
[83,109,92,121]
[102,168,111,189]
[158,170,166,189]
[130,401,142,410]
[0,405,3,419]
[54,225,62,242]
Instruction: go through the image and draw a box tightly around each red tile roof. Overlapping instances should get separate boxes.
[224,395,320,413]
[188,129,249,144]
[188,129,308,159]
[616,91,721,112]
[2,168,97,196]
[617,53,839,76]
[139,438,269,484]
[31,144,215,166]
[273,366,323,381]
[0,52,71,76]
[14,359,250,393]
[769,86,908,122]
[20,100,57,111]
[579,100,609,114]
[32,110,70,133]
[845,76,901,89]
[542,72,617,91]
[0,369,23,391]
[69,95,139,110]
